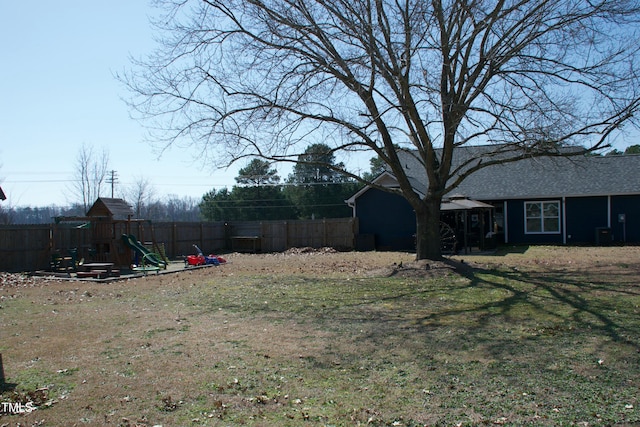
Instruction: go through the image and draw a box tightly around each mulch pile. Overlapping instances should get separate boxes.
[0,272,40,288]
[282,247,338,254]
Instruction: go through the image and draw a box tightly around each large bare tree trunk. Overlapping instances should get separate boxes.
[415,198,442,260]
[124,1,640,263]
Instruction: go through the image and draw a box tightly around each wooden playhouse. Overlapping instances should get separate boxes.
[52,198,165,273]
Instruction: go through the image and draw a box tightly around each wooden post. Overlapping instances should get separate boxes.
[0,353,6,386]
[200,222,204,252]
[351,218,357,250]
[172,223,177,259]
[284,221,289,251]
[0,353,17,391]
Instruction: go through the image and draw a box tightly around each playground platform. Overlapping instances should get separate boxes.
[31,260,224,282]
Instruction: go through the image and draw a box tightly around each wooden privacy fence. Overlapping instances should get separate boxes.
[0,218,358,273]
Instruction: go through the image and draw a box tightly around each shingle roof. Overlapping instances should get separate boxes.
[397,147,640,200]
[86,197,134,220]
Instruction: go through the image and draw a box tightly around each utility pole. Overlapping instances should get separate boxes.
[106,170,118,197]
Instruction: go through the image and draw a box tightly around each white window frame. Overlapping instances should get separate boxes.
[524,200,561,234]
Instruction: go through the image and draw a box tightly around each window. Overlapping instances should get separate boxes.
[525,201,560,233]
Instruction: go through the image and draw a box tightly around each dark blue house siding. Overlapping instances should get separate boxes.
[504,199,563,245]
[503,196,640,245]
[356,188,416,250]
[356,190,640,248]
[611,195,640,242]
[565,197,609,244]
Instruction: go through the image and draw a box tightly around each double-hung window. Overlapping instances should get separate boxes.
[525,201,560,234]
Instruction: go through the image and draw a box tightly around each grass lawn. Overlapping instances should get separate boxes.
[1,246,639,426]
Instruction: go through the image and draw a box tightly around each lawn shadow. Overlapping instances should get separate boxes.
[319,256,640,363]
[427,259,640,348]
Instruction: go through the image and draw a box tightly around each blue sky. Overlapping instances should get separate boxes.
[1,2,637,208]
[0,1,242,208]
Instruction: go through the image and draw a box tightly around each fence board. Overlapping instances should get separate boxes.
[0,218,357,272]
[0,225,52,272]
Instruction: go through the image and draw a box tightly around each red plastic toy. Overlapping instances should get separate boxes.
[185,245,226,267]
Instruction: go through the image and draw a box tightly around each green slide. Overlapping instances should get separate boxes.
[121,234,167,268]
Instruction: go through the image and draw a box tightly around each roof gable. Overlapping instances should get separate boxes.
[86,198,134,219]
[346,171,399,205]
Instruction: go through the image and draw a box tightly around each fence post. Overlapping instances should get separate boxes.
[323,219,327,247]
[260,221,265,252]
[284,221,289,251]
[171,223,177,259]
[199,223,203,252]
[351,218,357,249]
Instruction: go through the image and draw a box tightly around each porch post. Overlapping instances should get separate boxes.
[503,201,509,244]
[562,197,567,245]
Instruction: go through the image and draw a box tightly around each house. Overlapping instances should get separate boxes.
[0,186,6,201]
[346,147,640,250]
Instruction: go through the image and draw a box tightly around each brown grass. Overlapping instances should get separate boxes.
[1,245,639,426]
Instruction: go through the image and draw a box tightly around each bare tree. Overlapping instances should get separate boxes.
[123,0,640,259]
[69,143,110,212]
[123,176,157,218]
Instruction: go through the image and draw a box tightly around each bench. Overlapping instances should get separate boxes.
[231,236,261,253]
[76,270,107,279]
[132,265,161,275]
[76,269,120,279]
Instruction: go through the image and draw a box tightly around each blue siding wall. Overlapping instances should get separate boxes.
[356,188,416,250]
[505,199,563,244]
[356,190,640,247]
[611,195,640,242]
[506,196,640,245]
[565,197,608,243]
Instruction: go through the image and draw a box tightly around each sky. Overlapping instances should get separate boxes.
[0,2,246,208]
[1,2,638,208]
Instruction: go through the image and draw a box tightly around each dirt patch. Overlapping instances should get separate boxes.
[217,244,640,279]
[221,247,486,280]
[366,259,470,278]
[215,248,416,278]
[4,245,640,287]
[0,272,40,288]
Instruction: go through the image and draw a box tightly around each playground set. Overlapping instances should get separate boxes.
[48,198,224,279]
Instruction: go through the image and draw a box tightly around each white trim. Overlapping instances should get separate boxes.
[344,171,399,205]
[562,197,567,244]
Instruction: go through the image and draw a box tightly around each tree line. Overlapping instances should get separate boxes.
[1,143,372,225]
[199,144,369,221]
[0,196,202,225]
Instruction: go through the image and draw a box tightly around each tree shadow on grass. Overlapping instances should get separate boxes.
[314,257,639,359]
[418,258,640,348]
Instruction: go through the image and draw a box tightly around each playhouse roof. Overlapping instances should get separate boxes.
[86,197,134,220]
